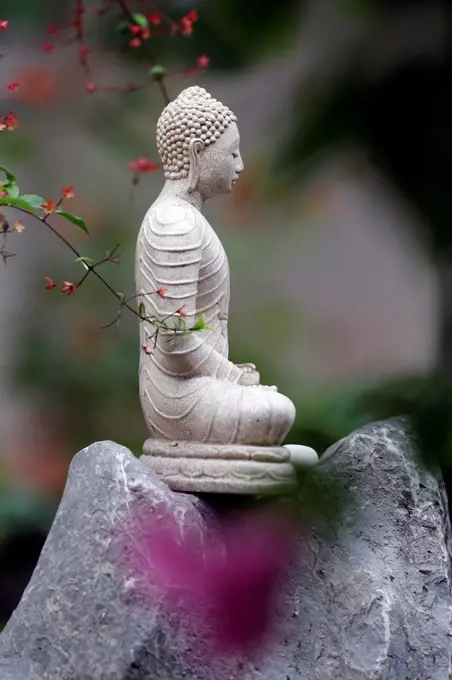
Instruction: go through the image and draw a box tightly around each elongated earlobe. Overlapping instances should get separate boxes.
[187,139,204,193]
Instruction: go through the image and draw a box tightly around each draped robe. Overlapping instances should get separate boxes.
[136,199,295,446]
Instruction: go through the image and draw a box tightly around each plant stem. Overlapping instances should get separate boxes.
[10,206,145,322]
[115,0,170,104]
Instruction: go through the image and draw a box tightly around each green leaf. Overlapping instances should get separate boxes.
[0,165,16,188]
[133,13,148,27]
[55,210,89,234]
[0,184,21,198]
[138,302,145,316]
[189,315,206,331]
[174,316,187,336]
[75,256,94,264]
[0,196,42,212]
[150,65,166,79]
[20,194,46,210]
[75,256,94,271]
[116,19,130,33]
[189,314,212,332]
[7,184,20,198]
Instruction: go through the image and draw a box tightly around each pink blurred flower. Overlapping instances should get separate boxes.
[197,55,210,69]
[122,506,295,656]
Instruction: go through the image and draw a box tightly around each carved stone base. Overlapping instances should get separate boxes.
[141,439,297,494]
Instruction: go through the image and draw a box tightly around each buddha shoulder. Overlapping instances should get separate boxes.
[146,201,205,240]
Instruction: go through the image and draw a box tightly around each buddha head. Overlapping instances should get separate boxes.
[156,86,244,199]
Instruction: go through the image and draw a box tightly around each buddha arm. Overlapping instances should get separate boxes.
[139,204,243,382]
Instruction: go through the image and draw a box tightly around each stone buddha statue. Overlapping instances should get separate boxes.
[137,86,317,494]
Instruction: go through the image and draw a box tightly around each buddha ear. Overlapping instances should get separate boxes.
[187,138,204,193]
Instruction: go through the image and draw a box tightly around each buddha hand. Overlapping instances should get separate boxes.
[237,363,260,386]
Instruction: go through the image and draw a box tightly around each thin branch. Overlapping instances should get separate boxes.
[7,205,142,321]
[4,205,197,345]
[115,0,171,104]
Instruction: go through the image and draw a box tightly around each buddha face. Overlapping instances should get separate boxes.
[194,122,244,199]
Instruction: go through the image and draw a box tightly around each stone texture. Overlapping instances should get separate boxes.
[0,441,226,680]
[142,440,298,494]
[274,418,452,679]
[1,419,451,679]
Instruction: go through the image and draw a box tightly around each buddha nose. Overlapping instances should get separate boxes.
[236,156,244,174]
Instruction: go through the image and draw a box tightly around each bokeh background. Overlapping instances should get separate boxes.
[0,0,451,626]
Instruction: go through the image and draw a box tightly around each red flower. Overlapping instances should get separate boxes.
[129,157,160,173]
[176,304,188,317]
[186,10,198,22]
[41,198,57,215]
[197,55,210,69]
[129,37,142,48]
[7,81,19,92]
[61,281,76,296]
[157,287,168,299]
[85,82,97,94]
[44,276,56,290]
[129,24,142,35]
[0,110,19,131]
[43,42,54,53]
[0,20,8,30]
[79,44,90,56]
[180,10,198,36]
[141,345,153,355]
[47,25,59,35]
[62,185,75,199]
[180,18,194,36]
[13,219,24,233]
[148,12,162,25]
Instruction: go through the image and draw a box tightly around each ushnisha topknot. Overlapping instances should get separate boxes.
[156,86,237,180]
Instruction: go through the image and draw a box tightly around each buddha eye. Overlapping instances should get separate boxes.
[232,152,238,159]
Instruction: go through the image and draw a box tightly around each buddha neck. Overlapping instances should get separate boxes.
[158,180,204,214]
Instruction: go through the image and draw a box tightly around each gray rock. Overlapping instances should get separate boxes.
[0,419,451,679]
[278,418,452,680]
[0,441,228,680]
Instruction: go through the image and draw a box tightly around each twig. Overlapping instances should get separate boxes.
[115,0,170,104]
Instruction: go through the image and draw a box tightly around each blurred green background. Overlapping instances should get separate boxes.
[0,0,451,625]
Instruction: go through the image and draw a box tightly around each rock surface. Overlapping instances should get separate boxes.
[0,419,451,679]
[279,418,452,679]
